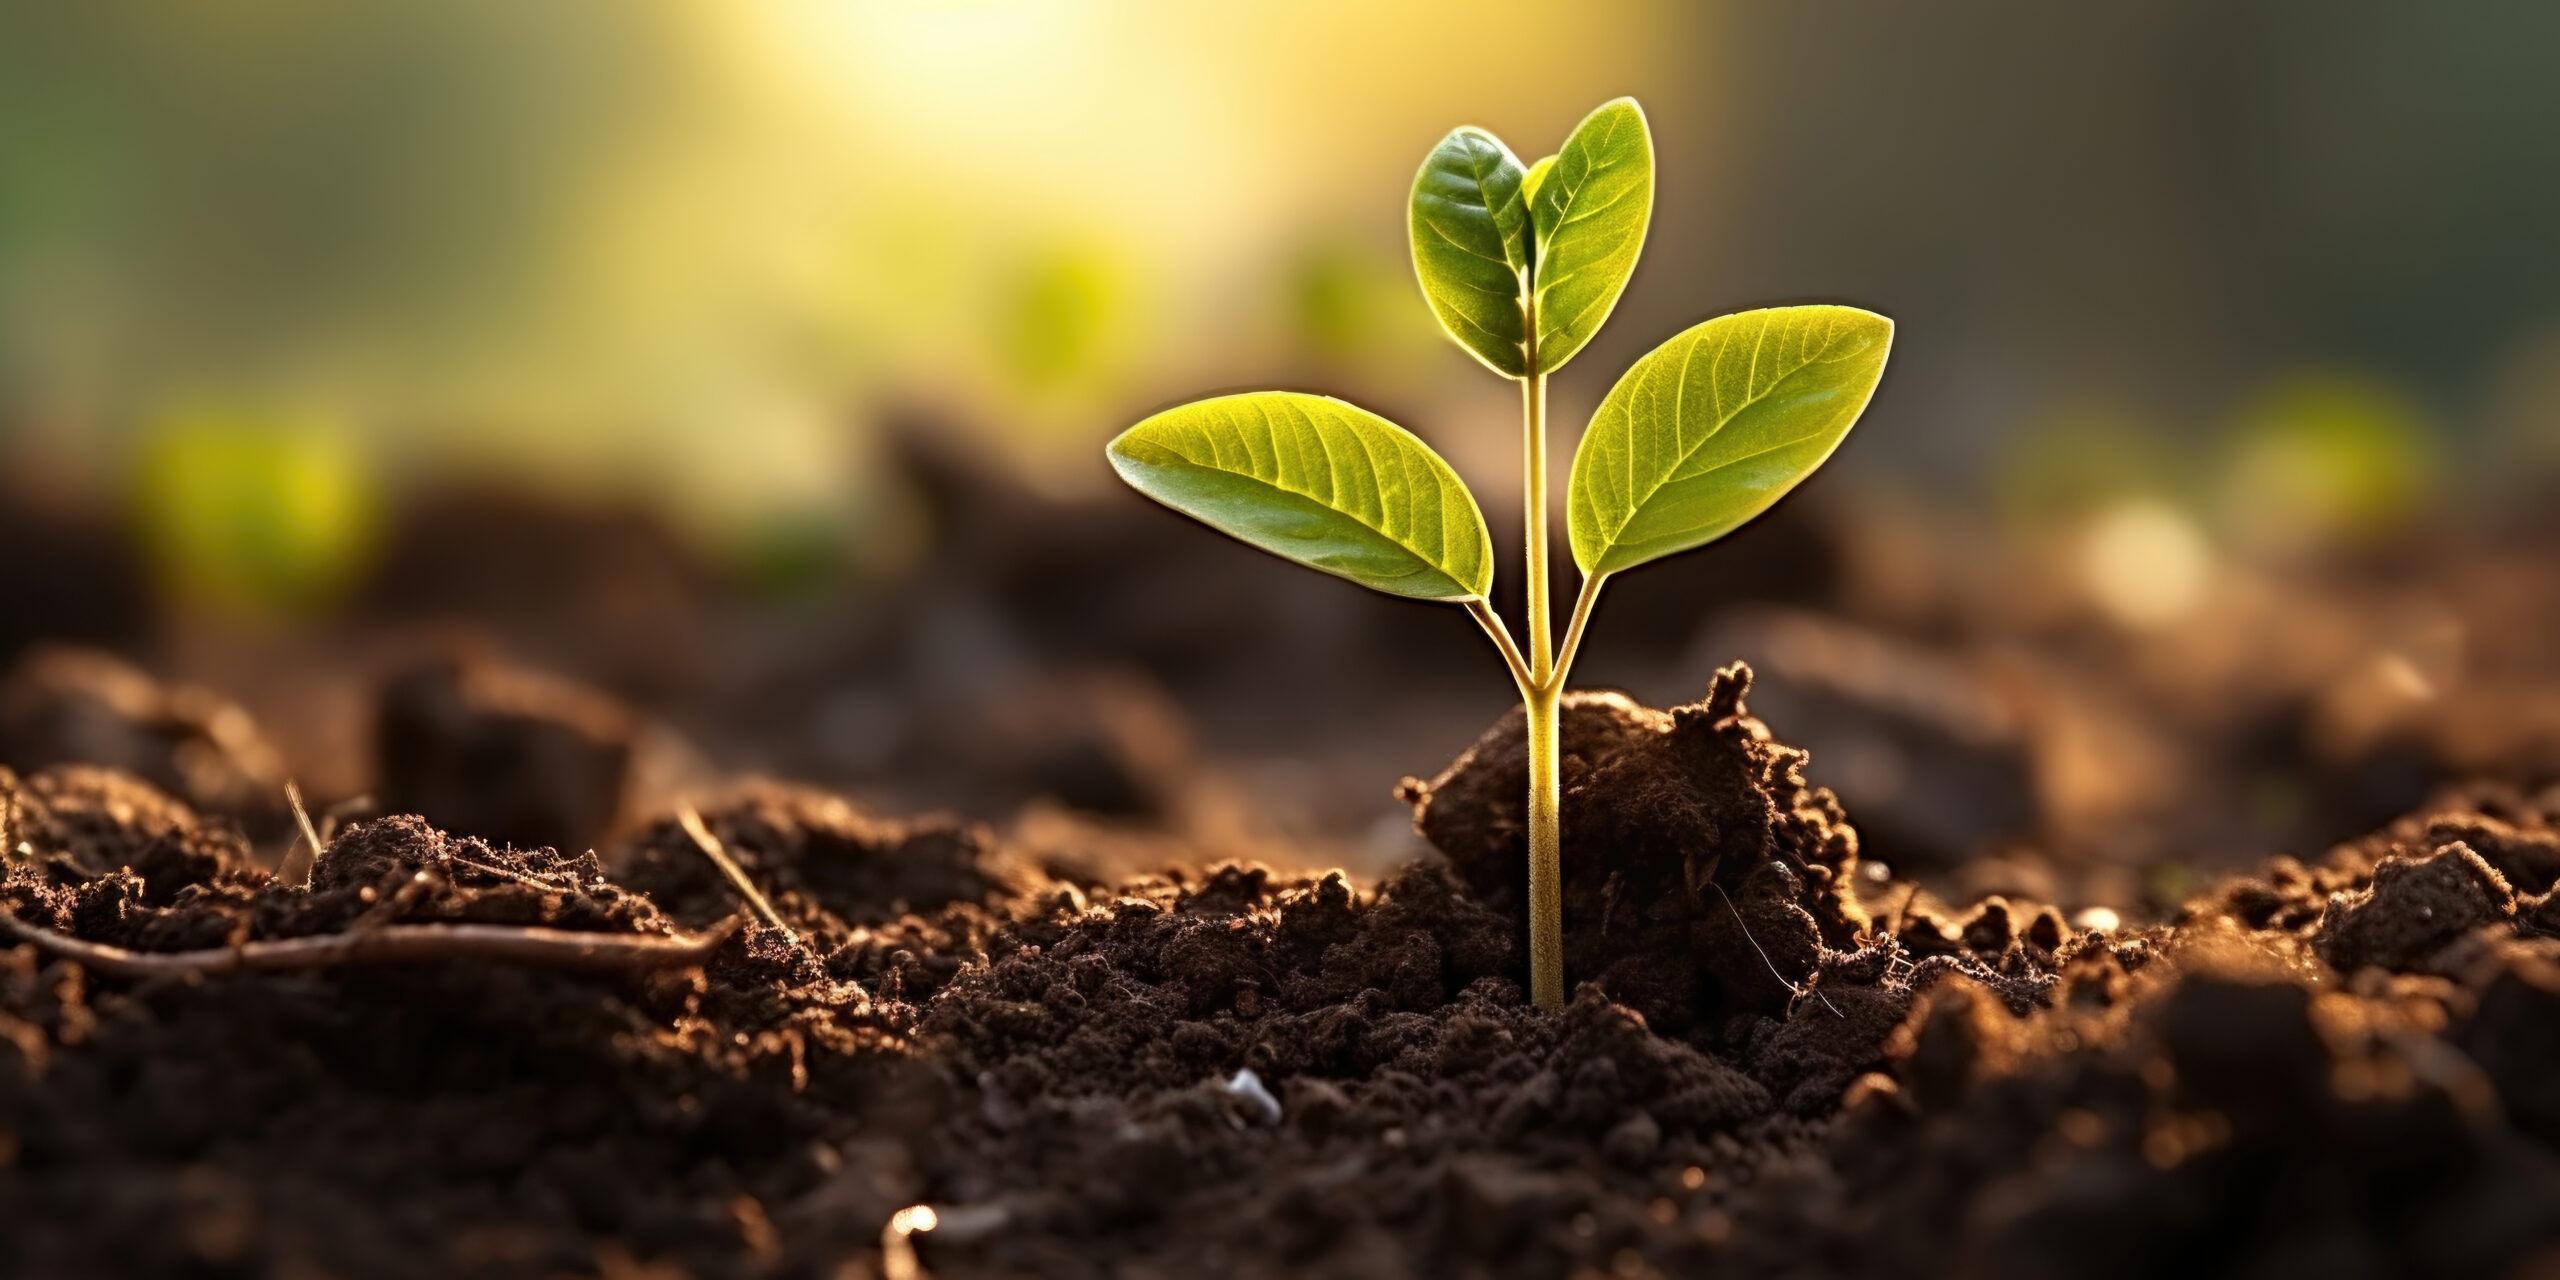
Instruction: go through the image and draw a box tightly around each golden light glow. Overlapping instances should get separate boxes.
[0,0,1704,542]
[2080,498,2213,629]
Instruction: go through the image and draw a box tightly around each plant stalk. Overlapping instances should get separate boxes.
[1519,310,1566,1002]
[1523,679,1564,1007]
[1523,373,1553,684]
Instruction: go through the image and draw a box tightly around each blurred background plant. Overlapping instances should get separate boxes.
[8,0,2557,569]
[4,0,2559,912]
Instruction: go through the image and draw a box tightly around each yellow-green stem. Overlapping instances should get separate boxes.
[1523,373,1553,684]
[1520,339,1565,1003]
[1524,681,1564,1007]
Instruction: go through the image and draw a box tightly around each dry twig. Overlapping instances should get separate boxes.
[277,780,324,887]
[676,803,793,939]
[0,910,742,981]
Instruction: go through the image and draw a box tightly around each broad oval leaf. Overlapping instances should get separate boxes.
[1108,392,1494,601]
[1409,127,1531,377]
[1530,98,1653,375]
[1568,305,1892,576]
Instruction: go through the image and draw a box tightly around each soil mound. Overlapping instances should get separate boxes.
[1399,664,1867,1032]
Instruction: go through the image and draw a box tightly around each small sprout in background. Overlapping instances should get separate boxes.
[2217,372,2436,557]
[1286,236,1445,374]
[996,242,1133,400]
[732,506,861,602]
[654,399,919,602]
[132,404,379,617]
[1997,403,2216,629]
[1106,98,1892,1006]
[1996,402,2188,534]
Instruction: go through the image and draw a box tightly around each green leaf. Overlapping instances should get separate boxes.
[1409,127,1531,377]
[1521,154,1557,202]
[1108,392,1494,601]
[1530,98,1653,375]
[1568,305,1892,576]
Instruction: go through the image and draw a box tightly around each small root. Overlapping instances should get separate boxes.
[0,910,743,981]
[440,853,580,894]
[1710,881,1841,1018]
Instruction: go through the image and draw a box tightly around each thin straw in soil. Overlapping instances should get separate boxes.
[676,803,795,940]
[279,779,323,886]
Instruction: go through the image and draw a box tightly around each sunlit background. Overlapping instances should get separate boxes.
[5,0,2559,914]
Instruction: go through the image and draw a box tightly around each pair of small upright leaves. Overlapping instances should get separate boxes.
[1410,98,1650,379]
[1107,100,1893,601]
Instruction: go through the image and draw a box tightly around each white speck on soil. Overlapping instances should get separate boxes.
[1223,1068,1282,1124]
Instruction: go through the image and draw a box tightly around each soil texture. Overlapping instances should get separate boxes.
[5,665,2560,1278]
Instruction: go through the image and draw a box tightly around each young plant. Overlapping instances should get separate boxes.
[1106,98,1891,1007]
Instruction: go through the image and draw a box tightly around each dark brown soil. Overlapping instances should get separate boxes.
[374,647,647,858]
[7,666,2560,1278]
[0,647,288,836]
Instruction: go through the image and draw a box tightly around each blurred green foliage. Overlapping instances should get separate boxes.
[0,0,2548,602]
[1285,238,1444,376]
[1997,404,2192,531]
[1291,243,1385,361]
[2219,373,2436,553]
[0,1,681,412]
[996,246,1130,399]
[131,407,378,615]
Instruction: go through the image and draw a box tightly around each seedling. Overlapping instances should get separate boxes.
[1106,98,1891,1006]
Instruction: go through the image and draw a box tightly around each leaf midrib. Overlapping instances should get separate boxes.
[1534,109,1640,348]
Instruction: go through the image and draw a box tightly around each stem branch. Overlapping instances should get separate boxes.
[1549,570,1607,692]
[1465,599,1536,699]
